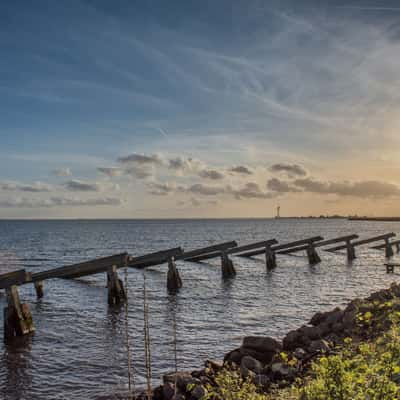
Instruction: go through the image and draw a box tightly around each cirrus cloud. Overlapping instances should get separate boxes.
[269,163,308,177]
[0,196,122,208]
[293,178,400,198]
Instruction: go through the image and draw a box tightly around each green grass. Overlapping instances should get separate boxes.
[203,310,400,400]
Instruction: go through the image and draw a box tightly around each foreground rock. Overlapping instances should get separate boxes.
[136,282,400,399]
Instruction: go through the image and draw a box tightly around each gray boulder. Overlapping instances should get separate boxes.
[240,355,263,376]
[242,336,282,353]
[310,311,326,326]
[282,330,302,351]
[293,347,307,360]
[325,308,343,326]
[163,382,175,400]
[308,339,330,354]
[191,385,207,399]
[253,374,270,388]
[271,362,296,380]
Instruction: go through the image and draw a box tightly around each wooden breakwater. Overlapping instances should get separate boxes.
[0,231,398,342]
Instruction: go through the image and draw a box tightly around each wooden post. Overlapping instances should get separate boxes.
[386,264,395,273]
[34,281,44,299]
[346,240,356,261]
[265,245,276,270]
[107,265,126,306]
[385,238,394,258]
[221,251,236,278]
[4,285,35,342]
[306,244,321,265]
[167,257,182,292]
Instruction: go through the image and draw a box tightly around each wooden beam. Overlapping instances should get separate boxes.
[229,239,278,254]
[371,239,400,250]
[316,234,359,248]
[237,236,324,258]
[0,270,32,290]
[325,233,396,252]
[185,240,277,263]
[277,235,359,255]
[179,241,237,261]
[277,245,309,255]
[32,253,128,282]
[129,247,183,269]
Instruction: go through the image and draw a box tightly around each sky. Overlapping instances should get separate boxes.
[1,0,400,218]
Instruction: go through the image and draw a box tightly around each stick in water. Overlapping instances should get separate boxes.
[124,266,134,399]
[143,271,152,399]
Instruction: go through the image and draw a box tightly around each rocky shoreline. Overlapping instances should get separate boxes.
[137,282,400,400]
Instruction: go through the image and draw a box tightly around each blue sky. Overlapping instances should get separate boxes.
[1,0,400,218]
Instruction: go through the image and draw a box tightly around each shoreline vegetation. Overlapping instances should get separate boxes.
[136,283,400,400]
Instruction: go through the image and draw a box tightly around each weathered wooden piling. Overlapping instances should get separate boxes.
[34,281,44,299]
[265,245,277,270]
[346,240,356,261]
[167,257,182,292]
[221,251,236,278]
[107,265,126,306]
[306,243,321,265]
[4,285,35,342]
[384,237,394,258]
[385,263,399,273]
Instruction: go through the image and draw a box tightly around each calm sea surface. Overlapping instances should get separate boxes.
[0,218,400,399]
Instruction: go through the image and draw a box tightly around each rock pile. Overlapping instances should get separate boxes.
[137,282,400,399]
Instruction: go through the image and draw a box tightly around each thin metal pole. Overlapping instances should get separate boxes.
[124,266,134,399]
[143,271,152,399]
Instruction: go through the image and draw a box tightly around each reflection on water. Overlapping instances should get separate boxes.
[2,337,33,400]
[0,219,399,399]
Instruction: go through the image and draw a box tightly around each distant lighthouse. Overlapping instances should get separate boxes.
[275,205,281,219]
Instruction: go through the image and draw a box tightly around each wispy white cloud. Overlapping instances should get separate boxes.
[0,181,53,192]
[52,167,72,177]
[0,196,122,208]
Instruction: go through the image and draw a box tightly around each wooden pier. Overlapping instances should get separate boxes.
[237,236,324,265]
[371,239,400,254]
[325,233,396,259]
[277,234,359,261]
[0,231,397,342]
[184,240,277,271]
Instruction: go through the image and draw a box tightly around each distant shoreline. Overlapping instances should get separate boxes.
[348,217,400,222]
[0,216,399,221]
